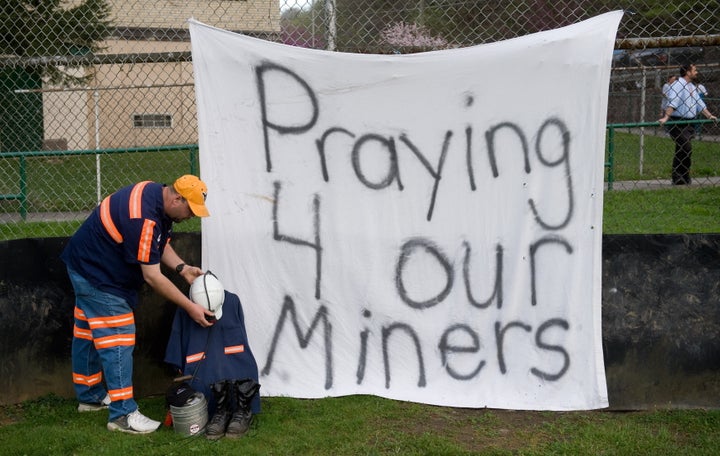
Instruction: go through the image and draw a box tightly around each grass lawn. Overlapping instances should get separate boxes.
[601,131,720,234]
[0,148,197,213]
[606,130,720,182]
[1,394,719,455]
[603,186,720,233]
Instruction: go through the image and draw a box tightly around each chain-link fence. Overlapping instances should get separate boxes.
[2,1,720,240]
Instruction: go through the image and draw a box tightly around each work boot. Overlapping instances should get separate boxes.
[205,381,232,440]
[226,379,260,439]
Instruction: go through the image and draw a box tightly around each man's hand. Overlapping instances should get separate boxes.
[186,301,216,328]
[141,262,215,328]
[179,265,204,284]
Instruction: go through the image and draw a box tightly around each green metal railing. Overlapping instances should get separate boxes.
[0,144,199,220]
[605,118,717,190]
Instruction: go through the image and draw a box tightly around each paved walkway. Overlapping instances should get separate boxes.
[608,175,720,191]
[0,211,91,224]
[3,168,720,224]
[3,176,720,224]
[620,126,720,143]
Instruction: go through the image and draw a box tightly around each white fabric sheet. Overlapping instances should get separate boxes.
[190,11,622,410]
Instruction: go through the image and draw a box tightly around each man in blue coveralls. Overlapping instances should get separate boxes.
[61,175,217,434]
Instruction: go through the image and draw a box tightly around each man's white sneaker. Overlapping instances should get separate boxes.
[107,410,161,434]
[77,394,111,412]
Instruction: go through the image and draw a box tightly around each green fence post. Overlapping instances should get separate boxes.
[19,154,27,220]
[606,126,615,191]
[189,146,198,175]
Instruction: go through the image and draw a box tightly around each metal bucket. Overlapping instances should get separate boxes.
[169,392,208,436]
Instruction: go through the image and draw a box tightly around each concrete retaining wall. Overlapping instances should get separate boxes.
[602,235,720,409]
[1,234,718,409]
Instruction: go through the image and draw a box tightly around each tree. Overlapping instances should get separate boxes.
[281,4,326,48]
[0,1,111,152]
[0,0,112,84]
[381,22,449,53]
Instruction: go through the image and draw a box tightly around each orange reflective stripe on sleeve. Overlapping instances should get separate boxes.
[73,325,93,341]
[108,386,133,401]
[186,352,205,364]
[94,333,136,349]
[128,181,151,219]
[73,371,103,386]
[224,345,245,355]
[87,312,135,330]
[100,196,123,243]
[137,219,156,262]
[74,306,87,321]
[100,181,151,243]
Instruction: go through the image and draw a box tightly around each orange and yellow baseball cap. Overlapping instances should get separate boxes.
[173,175,209,217]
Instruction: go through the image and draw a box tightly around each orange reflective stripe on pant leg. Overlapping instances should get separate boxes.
[73,371,103,386]
[87,312,135,330]
[108,386,133,401]
[73,325,93,341]
[94,333,136,349]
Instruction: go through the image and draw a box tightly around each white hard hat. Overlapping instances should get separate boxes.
[189,272,225,320]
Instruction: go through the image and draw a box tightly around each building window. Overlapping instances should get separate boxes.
[133,113,172,128]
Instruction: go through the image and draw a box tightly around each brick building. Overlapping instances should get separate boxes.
[43,0,280,151]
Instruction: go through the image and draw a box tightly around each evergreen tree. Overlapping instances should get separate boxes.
[0,0,112,84]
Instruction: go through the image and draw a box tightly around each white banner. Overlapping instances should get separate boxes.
[190,11,621,410]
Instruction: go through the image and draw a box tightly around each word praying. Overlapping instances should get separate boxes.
[255,62,574,229]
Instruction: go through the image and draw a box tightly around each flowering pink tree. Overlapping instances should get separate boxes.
[380,22,449,53]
